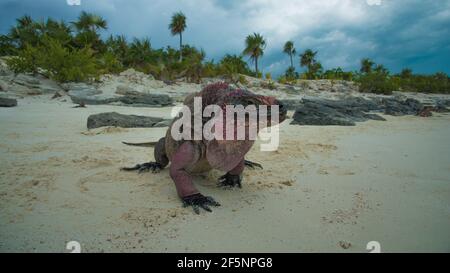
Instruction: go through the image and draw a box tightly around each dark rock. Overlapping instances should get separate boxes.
[381,97,423,116]
[67,84,105,105]
[70,94,118,105]
[69,86,173,107]
[118,91,173,106]
[163,80,176,85]
[13,74,40,87]
[292,106,356,126]
[87,112,168,129]
[362,113,386,121]
[0,97,17,107]
[280,99,303,111]
[434,100,450,112]
[289,95,446,126]
[12,74,63,94]
[291,97,386,126]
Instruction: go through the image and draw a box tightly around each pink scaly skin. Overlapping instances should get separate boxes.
[169,142,200,197]
[122,82,287,214]
[170,142,247,197]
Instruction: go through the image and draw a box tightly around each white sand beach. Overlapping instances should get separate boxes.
[1,95,449,252]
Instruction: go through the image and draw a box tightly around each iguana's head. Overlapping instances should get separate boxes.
[201,82,287,128]
[199,82,287,172]
[226,89,287,127]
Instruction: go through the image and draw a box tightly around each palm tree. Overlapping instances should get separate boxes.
[35,19,72,45]
[8,15,39,48]
[106,35,129,64]
[169,11,187,62]
[283,41,296,68]
[243,33,266,74]
[309,62,323,79]
[71,11,107,33]
[300,49,322,79]
[360,58,374,74]
[71,11,107,50]
[300,49,317,69]
[374,64,389,75]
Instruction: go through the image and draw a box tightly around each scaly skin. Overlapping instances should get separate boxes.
[123,82,287,213]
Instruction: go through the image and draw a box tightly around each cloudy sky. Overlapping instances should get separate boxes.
[1,0,449,76]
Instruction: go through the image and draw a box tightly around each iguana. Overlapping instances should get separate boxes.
[122,82,287,213]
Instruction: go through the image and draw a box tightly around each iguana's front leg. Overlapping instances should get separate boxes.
[170,142,220,214]
[218,159,245,188]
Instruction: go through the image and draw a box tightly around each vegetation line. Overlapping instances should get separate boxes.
[0,11,448,94]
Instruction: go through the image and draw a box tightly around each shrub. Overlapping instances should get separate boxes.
[0,35,16,56]
[284,67,297,81]
[358,72,398,95]
[8,37,99,82]
[238,74,248,85]
[98,51,123,74]
[7,43,40,74]
[261,80,276,90]
[218,54,252,76]
[40,38,99,82]
[201,61,219,78]
[342,72,353,81]
[278,76,287,84]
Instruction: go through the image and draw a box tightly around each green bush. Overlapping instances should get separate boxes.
[284,67,297,81]
[261,80,276,90]
[278,76,287,84]
[409,74,449,93]
[201,61,219,78]
[238,74,248,85]
[8,37,99,82]
[98,51,123,74]
[0,35,16,56]
[7,43,40,74]
[358,72,398,95]
[41,38,99,82]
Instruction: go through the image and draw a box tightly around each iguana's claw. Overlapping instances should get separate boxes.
[218,173,242,188]
[182,193,221,214]
[120,162,162,173]
[244,160,263,170]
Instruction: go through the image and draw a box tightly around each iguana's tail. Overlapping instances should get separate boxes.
[121,137,169,172]
[122,141,158,147]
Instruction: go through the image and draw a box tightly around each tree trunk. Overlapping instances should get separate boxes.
[255,57,258,76]
[290,54,293,68]
[179,32,183,62]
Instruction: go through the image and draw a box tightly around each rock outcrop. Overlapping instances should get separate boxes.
[68,84,173,107]
[291,97,385,126]
[87,112,171,129]
[0,97,18,107]
[290,96,448,126]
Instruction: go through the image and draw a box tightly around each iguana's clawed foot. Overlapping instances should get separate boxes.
[120,162,162,173]
[182,193,221,214]
[244,160,263,170]
[218,173,242,188]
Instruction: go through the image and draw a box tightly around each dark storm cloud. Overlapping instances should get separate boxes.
[1,0,449,76]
